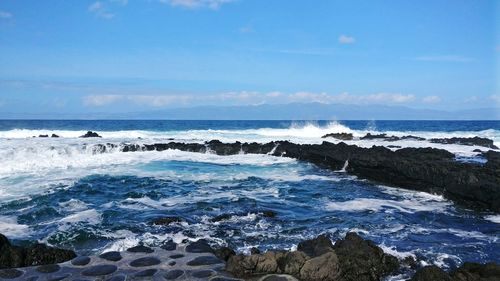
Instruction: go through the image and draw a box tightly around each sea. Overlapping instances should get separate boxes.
[0,120,499,273]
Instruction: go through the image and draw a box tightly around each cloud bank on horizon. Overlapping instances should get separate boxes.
[0,0,498,118]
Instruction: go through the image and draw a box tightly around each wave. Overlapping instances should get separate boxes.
[325,198,450,214]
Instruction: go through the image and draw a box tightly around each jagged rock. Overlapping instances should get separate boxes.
[250,248,261,255]
[213,247,236,261]
[322,133,354,140]
[211,214,233,223]
[0,233,76,269]
[430,137,498,149]
[227,233,398,281]
[262,210,277,218]
[333,232,399,281]
[411,266,451,281]
[51,134,59,138]
[450,262,500,281]
[297,235,334,258]
[38,134,49,138]
[299,252,340,281]
[79,131,101,138]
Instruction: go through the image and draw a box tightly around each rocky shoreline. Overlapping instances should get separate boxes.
[107,139,500,212]
[1,232,498,280]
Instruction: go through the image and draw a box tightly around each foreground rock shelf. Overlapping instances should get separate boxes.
[111,140,500,212]
[1,232,498,281]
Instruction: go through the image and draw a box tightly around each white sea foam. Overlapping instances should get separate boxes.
[485,215,500,224]
[59,209,101,226]
[326,198,449,213]
[0,216,31,238]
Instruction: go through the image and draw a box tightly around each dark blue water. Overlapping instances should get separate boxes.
[0,120,498,275]
[0,119,499,132]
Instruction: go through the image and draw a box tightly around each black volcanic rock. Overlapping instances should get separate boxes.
[79,131,101,138]
[360,133,425,142]
[151,216,183,226]
[117,140,500,212]
[226,233,399,281]
[430,136,498,149]
[322,133,354,140]
[411,262,500,281]
[51,134,59,138]
[38,134,49,138]
[0,233,76,268]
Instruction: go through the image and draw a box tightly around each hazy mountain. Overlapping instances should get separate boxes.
[1,103,499,120]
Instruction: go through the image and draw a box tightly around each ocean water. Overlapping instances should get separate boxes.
[0,120,499,273]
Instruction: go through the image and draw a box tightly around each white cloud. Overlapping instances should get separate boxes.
[422,95,441,104]
[88,1,114,19]
[338,35,355,44]
[0,10,12,19]
[83,95,123,106]
[161,0,234,9]
[128,95,192,107]
[413,55,476,62]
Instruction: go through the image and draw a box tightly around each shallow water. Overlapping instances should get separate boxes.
[0,120,499,271]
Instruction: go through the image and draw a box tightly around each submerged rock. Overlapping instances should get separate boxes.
[79,131,101,138]
[0,233,76,269]
[151,216,183,226]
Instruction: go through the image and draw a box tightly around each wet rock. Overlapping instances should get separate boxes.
[170,254,184,259]
[250,247,261,255]
[227,251,307,278]
[213,247,236,262]
[211,214,233,223]
[47,275,70,281]
[322,133,354,140]
[411,265,451,281]
[430,136,498,149]
[451,262,500,281]
[127,245,154,253]
[71,256,91,266]
[261,275,294,281]
[186,240,214,253]
[81,264,117,276]
[299,252,340,281]
[79,131,101,138]
[296,234,334,258]
[99,251,122,262]
[161,241,177,251]
[151,216,183,226]
[130,256,161,267]
[51,134,59,138]
[333,232,399,280]
[38,134,49,138]
[473,149,483,153]
[164,269,184,279]
[187,256,223,266]
[0,233,76,268]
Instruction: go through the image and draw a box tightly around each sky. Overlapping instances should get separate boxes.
[0,0,498,118]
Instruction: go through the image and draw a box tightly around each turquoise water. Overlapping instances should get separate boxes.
[0,120,498,272]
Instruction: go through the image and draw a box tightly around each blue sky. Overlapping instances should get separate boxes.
[0,0,498,116]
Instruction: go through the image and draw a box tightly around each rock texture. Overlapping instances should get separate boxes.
[430,137,498,149]
[116,140,500,212]
[0,233,76,269]
[79,131,101,138]
[226,232,399,281]
[411,262,500,281]
[321,133,353,140]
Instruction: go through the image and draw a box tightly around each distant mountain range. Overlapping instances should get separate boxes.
[1,103,499,120]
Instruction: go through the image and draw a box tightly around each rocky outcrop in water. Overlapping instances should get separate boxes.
[360,133,425,141]
[321,133,354,140]
[429,137,498,149]
[411,262,500,281]
[117,140,500,212]
[79,131,101,138]
[226,232,399,281]
[0,233,76,269]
